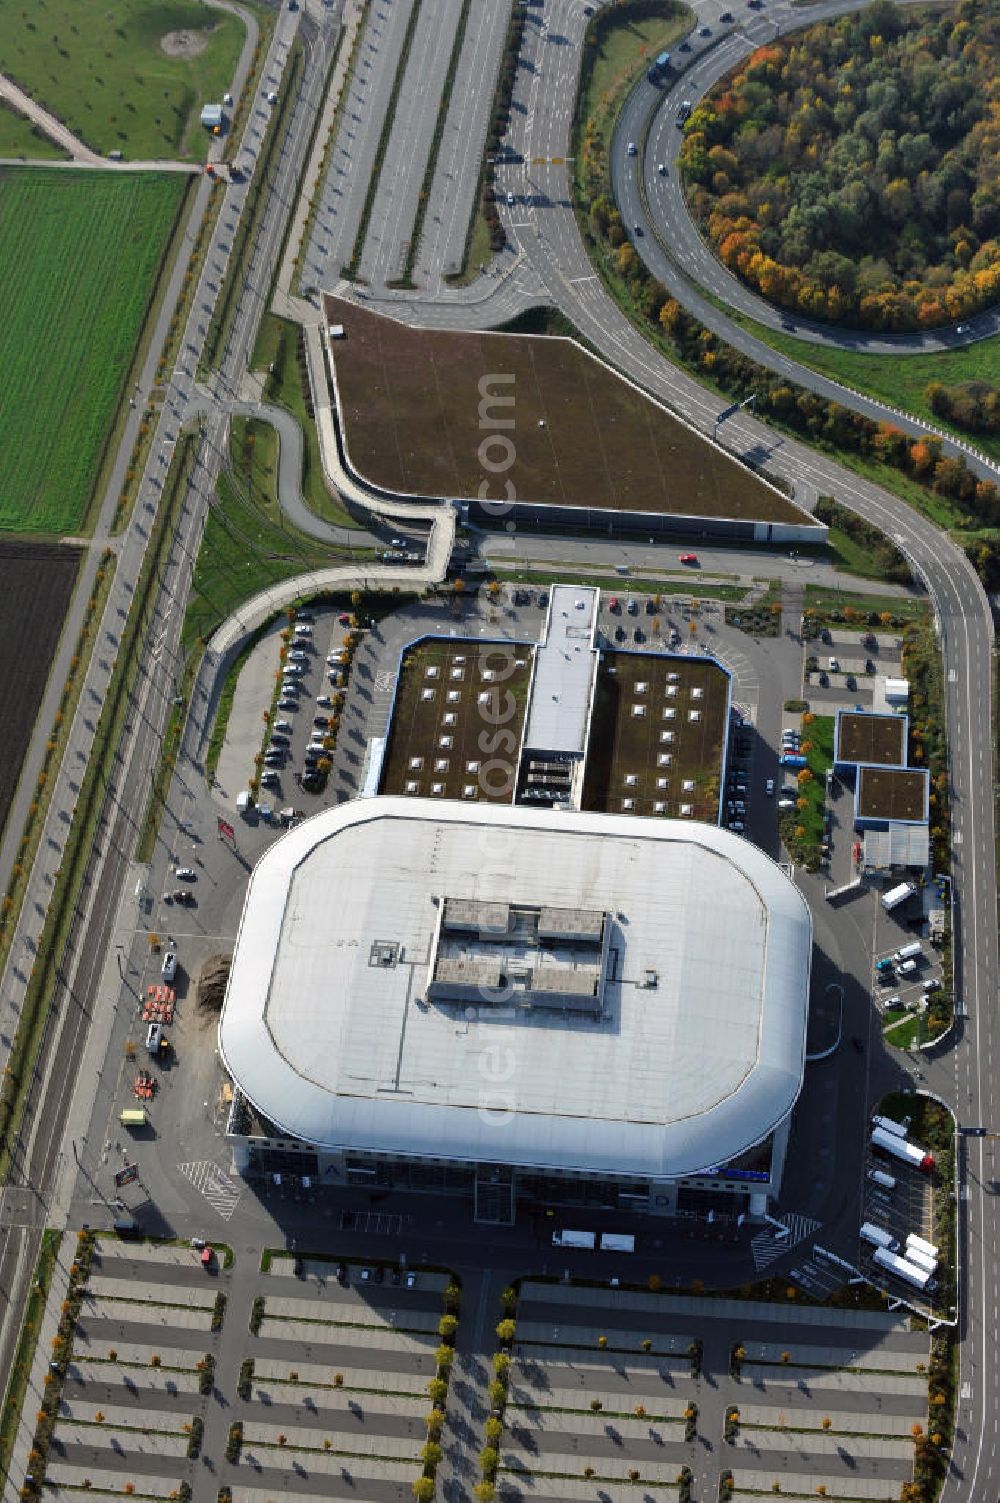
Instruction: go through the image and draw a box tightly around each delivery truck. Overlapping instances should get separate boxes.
[882,881,917,912]
[872,1245,934,1291]
[552,1229,596,1250]
[871,1126,935,1171]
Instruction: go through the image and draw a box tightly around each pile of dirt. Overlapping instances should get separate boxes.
[197,953,231,1012]
[160,28,211,58]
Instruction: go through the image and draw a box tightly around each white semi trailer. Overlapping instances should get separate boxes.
[870,1126,935,1171]
[872,1245,933,1291]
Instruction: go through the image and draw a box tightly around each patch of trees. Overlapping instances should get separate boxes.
[680,0,1000,329]
[481,5,527,255]
[926,379,1000,435]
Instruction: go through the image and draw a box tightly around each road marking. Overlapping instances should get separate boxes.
[177,1159,243,1220]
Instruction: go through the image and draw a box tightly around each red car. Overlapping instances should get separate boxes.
[679,553,699,565]
[338,612,351,625]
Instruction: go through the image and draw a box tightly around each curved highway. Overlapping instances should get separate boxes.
[611,51,1000,484]
[621,0,999,357]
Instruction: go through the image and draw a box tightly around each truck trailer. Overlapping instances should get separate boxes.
[599,1233,635,1253]
[882,881,917,912]
[872,1245,933,1291]
[903,1244,938,1275]
[905,1233,939,1260]
[871,1126,935,1171]
[860,1221,898,1251]
[552,1229,596,1249]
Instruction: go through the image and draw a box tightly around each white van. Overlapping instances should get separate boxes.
[868,1168,896,1191]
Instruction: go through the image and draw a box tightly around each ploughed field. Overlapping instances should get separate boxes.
[0,167,186,534]
[0,540,81,832]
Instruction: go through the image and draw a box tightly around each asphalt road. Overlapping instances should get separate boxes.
[0,0,331,1454]
[346,0,1000,1488]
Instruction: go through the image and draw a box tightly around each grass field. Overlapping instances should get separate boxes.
[0,540,80,835]
[326,295,802,523]
[0,100,68,159]
[0,168,186,534]
[0,0,246,161]
[182,417,365,650]
[577,3,689,137]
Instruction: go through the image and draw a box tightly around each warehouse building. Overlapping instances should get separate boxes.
[220,798,812,1222]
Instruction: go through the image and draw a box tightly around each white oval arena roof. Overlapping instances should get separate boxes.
[219,798,812,1179]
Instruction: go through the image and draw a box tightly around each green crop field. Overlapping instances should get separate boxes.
[0,0,246,161]
[0,167,186,534]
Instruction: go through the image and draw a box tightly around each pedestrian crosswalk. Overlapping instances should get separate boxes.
[750,1211,821,1271]
[177,1159,243,1221]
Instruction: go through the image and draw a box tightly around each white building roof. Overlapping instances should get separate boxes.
[521,585,598,756]
[219,799,812,1180]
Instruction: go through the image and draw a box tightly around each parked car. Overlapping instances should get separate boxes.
[274,719,293,733]
[338,612,351,625]
[173,889,195,905]
[278,697,299,711]
[174,867,195,881]
[260,770,279,788]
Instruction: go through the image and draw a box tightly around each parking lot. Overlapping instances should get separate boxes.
[46,1239,225,1499]
[498,1280,930,1503]
[804,623,905,710]
[31,1239,457,1503]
